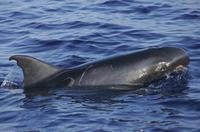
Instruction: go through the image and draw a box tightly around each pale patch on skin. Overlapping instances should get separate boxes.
[155,62,170,72]
[138,68,148,79]
[138,62,170,79]
[137,62,170,80]
[78,65,93,85]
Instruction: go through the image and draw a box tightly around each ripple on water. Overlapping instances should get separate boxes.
[99,0,130,7]
[173,10,200,20]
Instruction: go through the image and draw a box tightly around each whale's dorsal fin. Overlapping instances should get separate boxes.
[9,55,62,88]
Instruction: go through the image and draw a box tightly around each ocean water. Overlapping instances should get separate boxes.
[0,0,200,131]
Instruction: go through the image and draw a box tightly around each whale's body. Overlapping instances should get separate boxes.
[10,47,189,90]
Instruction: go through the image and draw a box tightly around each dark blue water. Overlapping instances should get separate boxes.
[0,0,200,131]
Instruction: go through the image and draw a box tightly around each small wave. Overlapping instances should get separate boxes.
[124,29,166,40]
[99,0,129,7]
[175,14,200,20]
[119,3,171,14]
[23,22,70,30]
[66,39,110,55]
[160,98,200,111]
[13,38,66,54]
[9,11,40,19]
[113,45,133,52]
[60,55,93,67]
[67,21,101,29]
[23,21,101,30]
[173,10,200,20]
[176,36,200,48]
[134,6,156,14]
[36,39,65,47]
[98,23,131,31]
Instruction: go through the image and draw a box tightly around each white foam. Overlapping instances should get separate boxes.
[1,65,23,89]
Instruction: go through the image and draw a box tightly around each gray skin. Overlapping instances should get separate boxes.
[9,47,189,89]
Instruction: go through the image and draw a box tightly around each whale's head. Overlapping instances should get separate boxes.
[133,47,189,85]
[153,47,189,72]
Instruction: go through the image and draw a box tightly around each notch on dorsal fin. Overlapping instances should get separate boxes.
[9,55,62,88]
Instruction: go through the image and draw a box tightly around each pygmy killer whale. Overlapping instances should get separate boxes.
[9,47,189,90]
